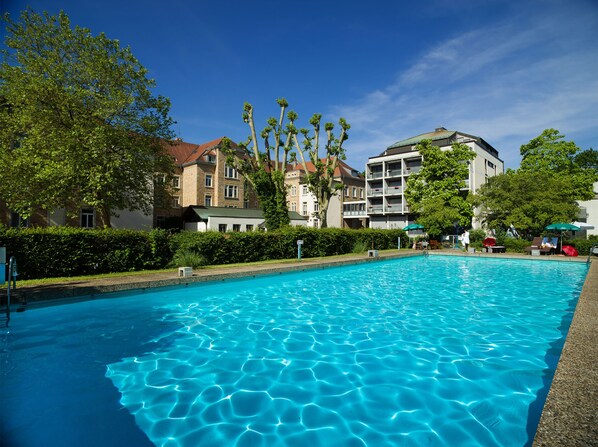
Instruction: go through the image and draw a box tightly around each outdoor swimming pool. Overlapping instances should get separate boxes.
[0,256,587,446]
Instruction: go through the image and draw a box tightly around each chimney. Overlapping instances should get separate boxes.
[435,127,447,132]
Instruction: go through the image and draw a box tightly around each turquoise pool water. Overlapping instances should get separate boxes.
[0,256,587,446]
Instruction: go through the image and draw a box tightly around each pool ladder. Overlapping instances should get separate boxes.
[2,256,18,327]
[587,244,598,264]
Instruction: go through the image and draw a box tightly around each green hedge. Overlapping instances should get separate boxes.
[0,227,172,280]
[0,227,407,280]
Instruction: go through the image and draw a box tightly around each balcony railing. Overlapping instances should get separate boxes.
[343,210,367,217]
[368,188,384,196]
[385,169,402,178]
[385,186,403,195]
[368,205,384,214]
[368,171,384,179]
[403,166,421,175]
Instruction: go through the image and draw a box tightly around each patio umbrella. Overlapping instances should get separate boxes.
[403,223,425,231]
[571,221,595,230]
[544,222,580,253]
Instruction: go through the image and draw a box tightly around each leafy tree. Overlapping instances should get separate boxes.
[404,139,475,236]
[292,114,350,228]
[519,128,596,200]
[223,98,350,230]
[475,170,580,236]
[0,10,175,227]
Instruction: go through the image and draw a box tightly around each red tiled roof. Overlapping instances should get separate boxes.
[166,137,235,165]
[288,158,363,179]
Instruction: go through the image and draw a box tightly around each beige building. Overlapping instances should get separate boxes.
[285,160,367,229]
[154,137,259,227]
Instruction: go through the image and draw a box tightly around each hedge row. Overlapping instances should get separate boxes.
[0,227,406,280]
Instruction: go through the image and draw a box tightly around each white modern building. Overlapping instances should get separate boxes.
[366,127,504,229]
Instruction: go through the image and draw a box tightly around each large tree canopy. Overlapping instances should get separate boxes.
[475,170,580,236]
[0,10,175,226]
[404,139,475,236]
[519,128,596,201]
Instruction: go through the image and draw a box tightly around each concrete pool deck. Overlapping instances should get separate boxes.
[8,249,597,446]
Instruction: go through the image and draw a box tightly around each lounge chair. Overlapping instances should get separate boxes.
[525,237,544,254]
[525,236,557,255]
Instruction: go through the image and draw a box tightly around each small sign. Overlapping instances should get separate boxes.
[297,240,304,245]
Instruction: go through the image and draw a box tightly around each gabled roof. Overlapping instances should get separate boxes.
[166,137,233,166]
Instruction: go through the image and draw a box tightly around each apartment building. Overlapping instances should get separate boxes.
[285,160,367,229]
[366,127,504,229]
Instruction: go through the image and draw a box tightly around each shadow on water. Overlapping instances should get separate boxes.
[523,292,579,447]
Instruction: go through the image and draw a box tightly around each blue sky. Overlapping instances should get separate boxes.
[2,0,597,170]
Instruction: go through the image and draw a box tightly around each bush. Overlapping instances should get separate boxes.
[469,229,486,243]
[171,249,207,268]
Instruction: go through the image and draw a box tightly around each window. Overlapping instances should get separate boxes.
[344,186,349,197]
[225,165,238,179]
[291,185,297,196]
[314,203,320,212]
[207,154,216,163]
[233,224,241,232]
[155,174,166,185]
[80,208,95,228]
[10,212,28,228]
[302,185,308,195]
[246,224,253,231]
[302,202,308,216]
[172,196,181,208]
[352,187,357,198]
[291,202,297,212]
[205,174,213,188]
[205,195,212,206]
[218,224,227,232]
[172,175,180,189]
[360,188,364,199]
[224,185,239,199]
[487,160,495,169]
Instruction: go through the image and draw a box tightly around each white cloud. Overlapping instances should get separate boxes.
[334,2,598,170]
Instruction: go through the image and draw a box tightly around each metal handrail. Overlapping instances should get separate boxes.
[5,256,17,326]
[587,244,598,264]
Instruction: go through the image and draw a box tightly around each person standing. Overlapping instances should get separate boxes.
[461,229,470,251]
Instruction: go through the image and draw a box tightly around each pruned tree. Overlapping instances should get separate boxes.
[223,98,350,230]
[292,114,350,228]
[0,10,175,227]
[404,139,475,236]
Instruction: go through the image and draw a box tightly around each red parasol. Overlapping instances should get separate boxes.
[561,245,578,257]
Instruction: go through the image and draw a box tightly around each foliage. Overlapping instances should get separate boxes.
[293,113,351,228]
[468,229,486,243]
[475,170,581,236]
[222,99,293,230]
[519,129,596,201]
[0,227,172,279]
[404,140,476,237]
[352,240,368,253]
[0,10,175,226]
[170,249,207,268]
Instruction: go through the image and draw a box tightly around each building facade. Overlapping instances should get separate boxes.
[285,160,368,229]
[366,127,504,230]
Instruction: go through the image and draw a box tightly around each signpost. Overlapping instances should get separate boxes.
[297,240,303,261]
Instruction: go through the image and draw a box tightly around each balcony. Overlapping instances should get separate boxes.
[343,209,367,217]
[368,171,384,179]
[385,169,402,178]
[368,205,384,214]
[385,204,403,214]
[368,188,384,197]
[403,166,421,175]
[385,186,403,195]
